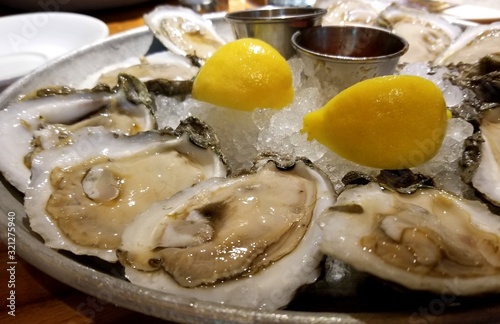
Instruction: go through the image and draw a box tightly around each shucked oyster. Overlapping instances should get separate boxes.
[82,52,199,97]
[461,107,500,206]
[93,52,198,86]
[320,181,500,295]
[0,74,155,193]
[450,60,500,206]
[25,118,227,262]
[320,0,390,26]
[435,22,500,65]
[377,4,461,63]
[118,155,336,310]
[144,5,226,61]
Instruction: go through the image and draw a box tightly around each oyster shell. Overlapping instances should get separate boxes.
[319,0,390,26]
[435,22,500,65]
[377,4,462,63]
[461,107,500,206]
[118,155,336,310]
[0,74,155,193]
[82,51,199,91]
[320,181,500,295]
[24,118,228,262]
[144,5,226,61]
[449,53,500,106]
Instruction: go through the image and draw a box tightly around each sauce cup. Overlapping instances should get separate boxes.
[225,7,327,59]
[291,25,409,90]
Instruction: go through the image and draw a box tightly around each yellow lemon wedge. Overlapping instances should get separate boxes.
[302,75,449,170]
[192,38,294,111]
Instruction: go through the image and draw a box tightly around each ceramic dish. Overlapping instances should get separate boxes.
[1,14,500,324]
[0,12,108,91]
[441,4,500,23]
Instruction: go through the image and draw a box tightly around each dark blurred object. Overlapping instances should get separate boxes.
[178,0,216,13]
[0,0,155,12]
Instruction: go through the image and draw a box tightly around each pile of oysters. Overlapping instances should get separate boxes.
[0,2,500,314]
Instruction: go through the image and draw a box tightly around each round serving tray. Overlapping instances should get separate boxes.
[1,15,500,324]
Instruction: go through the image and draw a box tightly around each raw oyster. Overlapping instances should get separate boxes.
[461,107,500,206]
[118,155,336,310]
[144,5,226,61]
[82,51,199,92]
[320,181,500,295]
[24,118,228,262]
[319,0,390,26]
[449,53,500,105]
[0,74,155,193]
[377,4,462,63]
[435,22,500,65]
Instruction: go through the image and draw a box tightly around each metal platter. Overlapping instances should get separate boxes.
[1,14,500,324]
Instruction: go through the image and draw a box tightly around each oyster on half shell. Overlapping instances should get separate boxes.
[81,51,199,97]
[461,107,500,206]
[435,22,500,65]
[320,181,500,295]
[94,52,198,86]
[24,118,228,262]
[377,4,462,63]
[144,5,226,62]
[0,74,156,193]
[320,0,390,26]
[118,155,336,310]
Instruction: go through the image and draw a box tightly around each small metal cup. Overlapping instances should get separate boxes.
[291,26,409,90]
[225,7,326,59]
[267,0,316,6]
[179,0,216,13]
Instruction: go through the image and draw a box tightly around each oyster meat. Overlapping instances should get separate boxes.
[377,4,462,63]
[435,22,500,65]
[118,155,336,310]
[0,74,155,193]
[320,181,500,295]
[81,51,199,93]
[24,118,227,262]
[319,0,390,26]
[144,5,226,61]
[461,107,500,206]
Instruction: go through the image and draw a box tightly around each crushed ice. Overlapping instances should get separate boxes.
[155,59,474,193]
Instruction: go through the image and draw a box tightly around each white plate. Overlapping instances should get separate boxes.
[0,12,108,90]
[442,4,500,23]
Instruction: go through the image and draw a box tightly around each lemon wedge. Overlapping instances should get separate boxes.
[192,38,294,111]
[302,75,448,169]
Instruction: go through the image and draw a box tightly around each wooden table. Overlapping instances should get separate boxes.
[0,1,264,322]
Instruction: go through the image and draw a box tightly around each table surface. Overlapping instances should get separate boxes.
[0,1,263,323]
